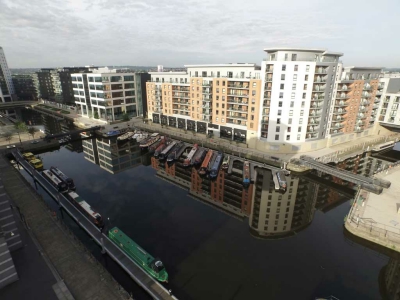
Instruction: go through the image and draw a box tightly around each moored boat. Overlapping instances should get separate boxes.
[29,158,43,170]
[139,133,160,150]
[192,148,207,166]
[131,132,148,143]
[221,155,230,170]
[242,160,250,187]
[50,166,76,190]
[167,142,185,162]
[117,131,135,141]
[148,137,165,154]
[22,152,35,161]
[42,169,68,193]
[199,150,213,175]
[108,227,168,282]
[158,141,177,160]
[183,144,198,167]
[209,152,223,179]
[66,191,103,227]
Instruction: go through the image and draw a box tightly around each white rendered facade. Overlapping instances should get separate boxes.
[72,69,142,122]
[260,48,342,144]
[377,77,400,127]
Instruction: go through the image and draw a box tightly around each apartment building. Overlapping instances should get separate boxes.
[146,64,262,141]
[12,74,38,100]
[249,168,317,239]
[0,46,16,117]
[331,67,381,135]
[261,48,342,144]
[376,75,400,127]
[33,69,55,100]
[72,68,148,122]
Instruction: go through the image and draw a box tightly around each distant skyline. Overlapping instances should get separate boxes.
[1,0,400,69]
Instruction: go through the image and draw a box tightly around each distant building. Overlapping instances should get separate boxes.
[33,69,54,100]
[0,46,16,117]
[12,74,38,100]
[71,68,149,121]
[376,76,400,129]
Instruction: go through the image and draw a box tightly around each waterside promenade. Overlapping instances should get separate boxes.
[345,164,400,252]
[0,155,131,300]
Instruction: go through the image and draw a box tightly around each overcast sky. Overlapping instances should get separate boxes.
[1,0,399,68]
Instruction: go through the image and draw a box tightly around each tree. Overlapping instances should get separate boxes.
[93,111,99,119]
[3,132,13,144]
[14,121,27,144]
[28,127,38,139]
[122,113,130,122]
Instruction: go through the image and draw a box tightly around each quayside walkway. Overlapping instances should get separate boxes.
[0,154,127,300]
[11,149,177,300]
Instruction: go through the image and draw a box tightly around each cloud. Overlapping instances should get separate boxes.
[1,0,400,68]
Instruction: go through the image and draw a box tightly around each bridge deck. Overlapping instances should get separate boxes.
[12,150,176,300]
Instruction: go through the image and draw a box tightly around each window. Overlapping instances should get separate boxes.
[292,54,297,61]
[252,90,256,96]
[216,117,218,122]
[251,107,254,112]
[303,84,307,90]
[216,80,219,86]
[300,110,304,116]
[276,126,280,132]
[282,64,286,71]
[306,65,310,72]
[216,95,219,100]
[284,53,288,61]
[251,115,254,120]
[279,92,283,98]
[253,82,257,87]
[294,64,298,71]
[286,135,290,140]
[222,118,224,123]
[280,84,284,89]
[302,93,306,99]
[275,134,279,140]
[289,110,293,116]
[297,134,301,140]
[222,88,225,93]
[288,118,292,124]
[278,110,282,116]
[293,74,297,81]
[287,127,291,132]
[292,84,296,90]
[299,118,303,124]
[290,101,294,107]
[277,118,281,124]
[281,74,285,80]
[301,101,305,108]
[278,101,283,107]
[291,92,295,99]
[216,88,219,93]
[305,75,309,81]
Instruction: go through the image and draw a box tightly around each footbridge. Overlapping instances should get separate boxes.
[294,155,391,194]
[44,126,103,141]
[0,100,39,109]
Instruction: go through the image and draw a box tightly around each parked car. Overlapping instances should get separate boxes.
[6,145,16,149]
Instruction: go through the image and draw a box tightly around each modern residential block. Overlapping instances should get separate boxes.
[72,68,148,121]
[376,74,400,128]
[0,46,16,117]
[12,74,38,100]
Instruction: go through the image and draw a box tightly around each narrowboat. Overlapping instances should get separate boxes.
[22,152,35,161]
[209,152,223,179]
[42,170,68,193]
[158,141,177,160]
[50,166,76,190]
[108,227,168,282]
[276,171,287,192]
[167,142,185,163]
[66,191,103,227]
[139,133,160,150]
[183,144,198,167]
[243,160,250,187]
[117,131,135,141]
[131,132,149,143]
[221,155,230,170]
[192,148,207,166]
[148,137,165,154]
[29,158,43,170]
[199,150,213,175]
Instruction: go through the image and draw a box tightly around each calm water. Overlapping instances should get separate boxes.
[17,111,400,300]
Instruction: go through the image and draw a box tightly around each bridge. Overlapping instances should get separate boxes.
[0,100,39,109]
[12,149,177,300]
[44,126,103,141]
[293,155,391,194]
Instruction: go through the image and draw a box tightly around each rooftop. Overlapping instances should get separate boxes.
[184,63,258,68]
[263,47,343,56]
[344,66,383,71]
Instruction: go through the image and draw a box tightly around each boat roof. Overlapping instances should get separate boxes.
[30,159,42,163]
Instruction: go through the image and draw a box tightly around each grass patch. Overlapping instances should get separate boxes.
[61,110,70,114]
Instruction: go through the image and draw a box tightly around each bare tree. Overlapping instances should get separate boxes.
[28,127,38,139]
[3,132,13,144]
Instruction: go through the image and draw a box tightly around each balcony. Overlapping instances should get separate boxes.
[265,76,273,82]
[336,94,349,99]
[262,109,270,116]
[227,97,249,105]
[332,109,346,115]
[227,106,248,113]
[363,85,373,91]
[337,85,348,91]
[310,101,322,108]
[307,126,319,133]
[227,114,247,120]
[374,97,380,103]
[306,132,318,139]
[261,118,269,124]
[308,117,320,125]
[172,100,189,105]
[362,93,371,98]
[356,114,366,119]
[332,122,344,129]
[263,100,270,107]
[358,106,367,113]
[313,85,326,92]
[314,76,327,83]
[310,109,322,116]
[228,83,250,89]
[334,101,348,108]
[265,85,272,91]
[330,128,343,135]
[354,127,363,133]
[266,66,274,72]
[315,68,328,74]
[228,91,249,97]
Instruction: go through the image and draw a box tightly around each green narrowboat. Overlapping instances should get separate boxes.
[108,227,168,282]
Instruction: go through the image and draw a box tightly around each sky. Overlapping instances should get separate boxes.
[1,0,399,68]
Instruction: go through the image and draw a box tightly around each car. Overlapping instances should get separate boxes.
[6,145,16,149]
[30,140,39,144]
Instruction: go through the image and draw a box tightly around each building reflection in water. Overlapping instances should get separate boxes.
[81,134,147,174]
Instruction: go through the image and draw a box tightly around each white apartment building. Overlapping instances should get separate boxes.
[0,46,16,117]
[377,75,400,128]
[147,64,262,141]
[260,48,342,145]
[72,68,145,122]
